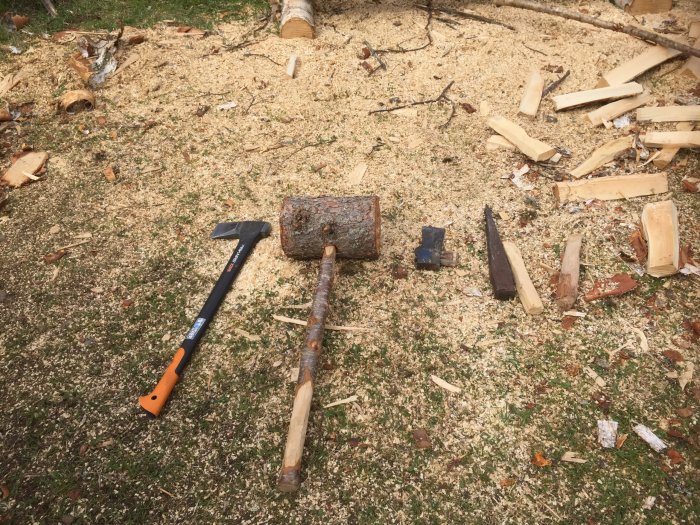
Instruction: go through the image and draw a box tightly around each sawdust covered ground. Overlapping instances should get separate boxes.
[0,1,699,523]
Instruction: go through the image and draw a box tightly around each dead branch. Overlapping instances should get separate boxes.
[41,0,58,17]
[542,70,570,97]
[494,0,700,59]
[242,52,282,66]
[416,4,516,31]
[370,81,457,129]
[378,0,433,54]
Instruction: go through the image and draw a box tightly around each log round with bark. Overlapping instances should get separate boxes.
[279,196,381,260]
[280,0,315,39]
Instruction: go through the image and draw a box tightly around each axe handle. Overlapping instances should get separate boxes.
[278,245,336,492]
[139,233,262,417]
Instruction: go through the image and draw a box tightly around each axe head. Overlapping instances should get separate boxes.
[211,221,272,241]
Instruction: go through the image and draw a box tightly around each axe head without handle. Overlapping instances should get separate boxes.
[211,221,272,241]
[415,226,458,271]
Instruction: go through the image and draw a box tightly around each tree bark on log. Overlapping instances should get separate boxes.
[555,234,583,311]
[278,245,336,492]
[279,196,381,260]
[494,0,700,59]
[280,0,314,39]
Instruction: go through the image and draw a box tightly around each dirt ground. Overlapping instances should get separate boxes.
[1,1,699,523]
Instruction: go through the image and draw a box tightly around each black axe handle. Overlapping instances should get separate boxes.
[139,228,269,417]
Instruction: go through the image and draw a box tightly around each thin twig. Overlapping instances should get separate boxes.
[378,0,433,53]
[369,81,454,115]
[268,137,337,175]
[522,43,548,56]
[542,70,570,97]
[242,52,282,66]
[416,4,516,31]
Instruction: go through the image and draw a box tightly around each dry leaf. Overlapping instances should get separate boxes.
[103,166,117,182]
[679,362,694,391]
[11,15,30,30]
[532,451,551,467]
[44,249,66,264]
[629,230,648,265]
[667,448,684,465]
[121,299,134,308]
[676,407,693,418]
[561,315,578,330]
[584,273,637,302]
[500,478,517,487]
[413,428,432,449]
[1,483,8,499]
[615,433,628,449]
[67,488,81,501]
[681,177,699,193]
[663,349,684,363]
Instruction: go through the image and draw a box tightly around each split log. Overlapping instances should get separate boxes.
[486,116,555,161]
[653,123,695,169]
[493,1,700,59]
[585,92,651,127]
[486,135,516,151]
[554,172,668,203]
[555,234,583,311]
[613,0,672,16]
[642,131,700,148]
[518,70,544,117]
[485,206,516,300]
[636,106,700,123]
[280,0,314,39]
[502,241,544,314]
[597,45,682,87]
[641,200,679,277]
[553,82,643,111]
[570,135,634,178]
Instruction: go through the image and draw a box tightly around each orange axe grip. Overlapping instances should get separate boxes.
[138,348,184,417]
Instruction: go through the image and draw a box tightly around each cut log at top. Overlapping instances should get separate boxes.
[570,135,634,179]
[585,92,651,127]
[653,123,695,169]
[502,241,544,315]
[680,37,700,80]
[553,82,643,111]
[597,45,682,87]
[641,200,679,277]
[636,106,700,123]
[614,0,672,15]
[554,172,668,203]
[280,0,315,39]
[642,131,700,148]
[486,116,556,161]
[518,70,544,117]
[555,234,583,312]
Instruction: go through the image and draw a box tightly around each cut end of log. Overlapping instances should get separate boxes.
[280,19,315,39]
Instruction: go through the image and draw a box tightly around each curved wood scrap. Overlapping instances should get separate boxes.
[280,0,315,39]
[493,0,700,59]
[641,200,679,277]
[278,245,336,492]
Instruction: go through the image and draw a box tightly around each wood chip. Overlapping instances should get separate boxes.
[598,420,618,448]
[561,451,586,463]
[348,163,367,185]
[272,314,370,332]
[324,395,359,409]
[234,328,261,341]
[1,152,48,188]
[584,366,606,388]
[633,424,667,452]
[430,374,462,393]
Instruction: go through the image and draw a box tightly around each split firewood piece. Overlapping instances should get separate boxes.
[486,116,556,161]
[597,45,682,87]
[690,21,700,40]
[680,36,700,80]
[641,131,700,148]
[615,0,672,15]
[555,234,583,311]
[280,0,314,39]
[585,92,651,127]
[518,70,544,117]
[485,206,516,300]
[570,135,633,179]
[636,106,700,123]
[553,82,643,111]
[633,424,667,452]
[502,241,544,314]
[641,200,679,277]
[1,152,49,188]
[584,273,638,302]
[554,172,668,203]
[486,135,516,151]
[286,53,298,78]
[653,123,695,169]
[597,420,618,448]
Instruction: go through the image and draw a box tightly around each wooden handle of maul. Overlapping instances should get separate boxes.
[278,245,336,492]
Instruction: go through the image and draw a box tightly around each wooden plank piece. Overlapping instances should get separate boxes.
[485,206,516,300]
[636,106,700,123]
[586,92,651,127]
[486,134,516,151]
[554,173,668,203]
[486,116,555,161]
[570,135,633,178]
[553,82,643,111]
[555,234,583,311]
[597,45,681,87]
[642,131,700,148]
[518,70,544,117]
[641,200,679,277]
[653,123,695,169]
[502,241,544,314]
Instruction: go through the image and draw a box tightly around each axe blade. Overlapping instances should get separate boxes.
[211,221,271,240]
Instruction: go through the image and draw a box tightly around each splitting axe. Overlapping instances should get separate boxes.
[138,220,271,417]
